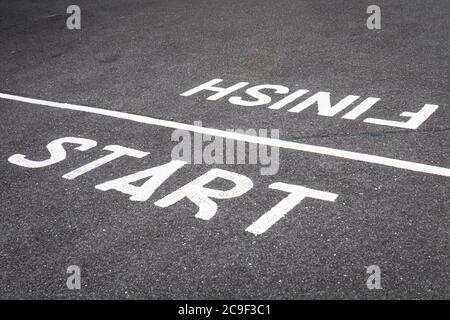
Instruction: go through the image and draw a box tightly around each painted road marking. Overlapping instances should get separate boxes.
[245,182,338,235]
[1,92,450,177]
[181,79,439,130]
[7,136,338,235]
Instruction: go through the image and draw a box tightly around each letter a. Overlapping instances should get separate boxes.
[66,5,81,30]
[367,5,381,30]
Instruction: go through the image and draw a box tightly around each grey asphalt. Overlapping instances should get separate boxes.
[0,0,449,299]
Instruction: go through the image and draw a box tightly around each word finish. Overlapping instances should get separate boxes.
[181,79,438,130]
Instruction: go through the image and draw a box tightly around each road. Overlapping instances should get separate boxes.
[0,0,449,299]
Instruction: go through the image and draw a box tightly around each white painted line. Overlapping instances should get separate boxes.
[1,92,450,178]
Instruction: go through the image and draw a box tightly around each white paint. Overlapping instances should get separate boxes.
[180,79,249,101]
[95,160,186,201]
[364,104,439,129]
[233,128,258,165]
[288,92,360,116]
[180,79,439,130]
[268,89,309,110]
[229,84,289,107]
[8,137,96,168]
[342,97,380,120]
[62,145,148,180]
[1,92,450,177]
[154,168,253,220]
[246,182,338,235]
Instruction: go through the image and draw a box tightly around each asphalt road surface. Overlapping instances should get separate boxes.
[1,0,449,299]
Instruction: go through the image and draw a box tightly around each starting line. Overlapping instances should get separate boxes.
[1,92,449,178]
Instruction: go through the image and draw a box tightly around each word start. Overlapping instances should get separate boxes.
[8,137,338,236]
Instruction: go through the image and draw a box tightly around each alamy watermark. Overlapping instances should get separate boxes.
[66,265,81,290]
[367,5,381,30]
[170,121,280,176]
[366,265,382,290]
[66,5,81,30]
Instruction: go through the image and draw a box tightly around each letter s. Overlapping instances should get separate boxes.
[8,137,97,168]
[229,85,289,107]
